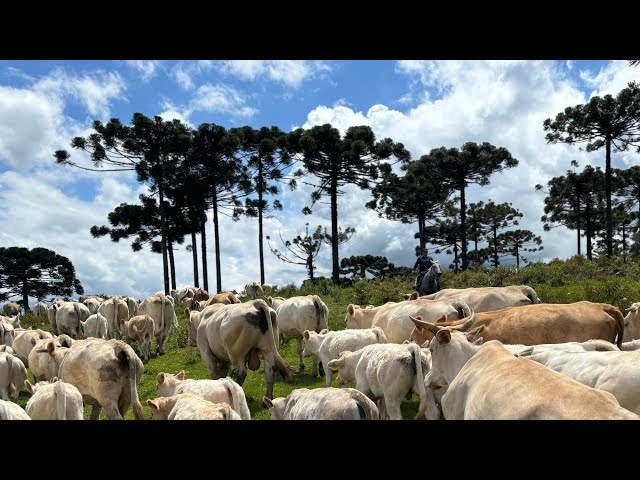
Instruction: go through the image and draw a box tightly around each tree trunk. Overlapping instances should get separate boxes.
[168,241,176,290]
[200,214,208,292]
[515,244,520,270]
[605,134,613,256]
[418,211,425,251]
[212,189,222,293]
[492,222,499,268]
[623,222,627,263]
[308,254,314,281]
[453,242,459,274]
[586,201,593,261]
[330,174,339,285]
[576,201,581,256]
[158,181,170,295]
[191,229,199,288]
[258,160,265,285]
[460,180,468,270]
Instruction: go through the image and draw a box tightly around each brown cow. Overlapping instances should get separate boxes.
[410,301,625,348]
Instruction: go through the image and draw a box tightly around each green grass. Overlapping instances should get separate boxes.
[13,254,640,420]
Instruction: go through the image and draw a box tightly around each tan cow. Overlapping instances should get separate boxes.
[422,321,638,420]
[410,301,625,348]
[419,285,540,312]
[202,291,241,307]
[345,303,396,330]
[47,338,144,420]
[119,314,155,363]
[148,392,241,420]
[137,294,177,356]
[244,281,263,299]
[2,303,20,317]
[98,297,129,340]
[11,329,53,366]
[623,302,640,342]
[196,299,293,400]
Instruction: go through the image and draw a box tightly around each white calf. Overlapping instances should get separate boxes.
[119,314,155,363]
[147,393,242,420]
[0,399,30,419]
[156,370,250,420]
[0,353,27,402]
[327,342,433,420]
[80,313,108,339]
[24,378,84,420]
[264,387,380,420]
[302,327,388,387]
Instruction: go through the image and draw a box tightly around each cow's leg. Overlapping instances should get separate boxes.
[318,359,325,377]
[419,386,440,421]
[0,386,8,401]
[263,355,276,400]
[89,403,102,420]
[156,332,166,356]
[384,393,403,420]
[376,398,387,420]
[102,400,124,420]
[199,346,224,380]
[325,362,333,388]
[296,339,305,373]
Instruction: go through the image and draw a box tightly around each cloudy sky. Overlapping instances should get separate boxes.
[0,60,638,302]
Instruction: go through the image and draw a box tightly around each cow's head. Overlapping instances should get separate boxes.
[263,396,287,420]
[326,351,355,386]
[624,302,640,342]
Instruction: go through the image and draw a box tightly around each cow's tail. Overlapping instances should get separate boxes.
[602,304,625,349]
[373,326,388,344]
[54,379,67,420]
[223,377,251,420]
[73,302,81,336]
[354,392,379,420]
[259,301,293,382]
[409,343,428,420]
[521,285,540,304]
[312,295,328,332]
[116,344,144,420]
[452,301,472,319]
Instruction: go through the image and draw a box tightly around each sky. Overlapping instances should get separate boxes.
[0,59,639,303]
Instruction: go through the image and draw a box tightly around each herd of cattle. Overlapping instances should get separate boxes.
[2,281,640,420]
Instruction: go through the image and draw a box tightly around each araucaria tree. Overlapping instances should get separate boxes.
[54,113,191,294]
[543,82,640,256]
[291,124,410,284]
[481,201,523,268]
[0,247,84,310]
[367,157,452,250]
[340,255,395,280]
[496,230,543,269]
[233,126,293,285]
[423,142,519,270]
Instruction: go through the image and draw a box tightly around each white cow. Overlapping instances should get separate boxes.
[33,302,49,319]
[264,387,380,420]
[80,313,108,339]
[28,337,71,382]
[137,294,177,356]
[0,352,27,402]
[0,399,30,420]
[82,297,102,315]
[156,370,250,420]
[53,302,91,338]
[371,299,472,344]
[266,296,285,310]
[345,303,395,330]
[148,393,242,420]
[0,345,14,355]
[421,320,638,420]
[119,314,155,363]
[244,281,263,299]
[185,304,226,347]
[327,342,434,420]
[623,302,640,342]
[302,327,388,387]
[518,348,640,414]
[196,299,293,400]
[48,338,144,420]
[10,329,53,366]
[419,285,540,312]
[0,320,14,348]
[276,295,329,376]
[98,297,129,340]
[24,378,84,420]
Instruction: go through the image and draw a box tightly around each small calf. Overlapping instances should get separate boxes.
[24,378,83,420]
[147,392,242,420]
[156,370,250,420]
[0,399,30,419]
[119,314,155,362]
[81,313,108,339]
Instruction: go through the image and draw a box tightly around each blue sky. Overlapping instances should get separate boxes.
[0,60,638,302]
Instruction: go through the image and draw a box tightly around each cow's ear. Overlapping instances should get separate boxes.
[347,304,355,315]
[409,292,419,300]
[303,330,310,340]
[177,370,185,381]
[31,338,37,346]
[435,314,447,324]
[319,329,329,335]
[436,330,451,345]
[262,396,273,409]
[25,380,34,394]
[471,337,484,346]
[147,400,159,411]
[465,325,484,342]
[157,372,165,384]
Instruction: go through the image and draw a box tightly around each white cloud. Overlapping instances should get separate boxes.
[169,61,215,90]
[125,60,161,81]
[190,83,257,118]
[217,60,331,88]
[579,60,640,98]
